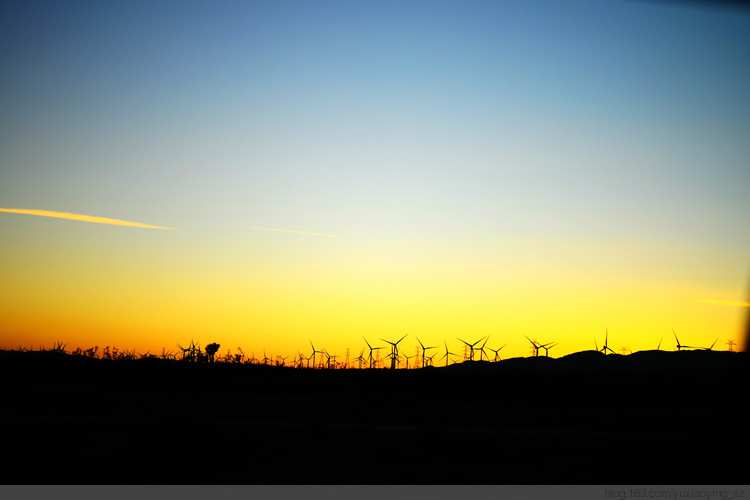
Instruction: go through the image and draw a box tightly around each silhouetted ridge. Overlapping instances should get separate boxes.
[1,348,747,484]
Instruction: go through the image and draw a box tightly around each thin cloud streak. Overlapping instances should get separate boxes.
[696,299,750,308]
[251,226,341,238]
[0,208,176,230]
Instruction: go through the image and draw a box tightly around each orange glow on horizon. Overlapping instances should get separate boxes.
[0,213,746,360]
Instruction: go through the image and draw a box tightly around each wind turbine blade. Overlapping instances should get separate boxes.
[397,334,408,344]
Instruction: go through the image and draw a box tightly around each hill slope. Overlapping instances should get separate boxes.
[1,350,747,484]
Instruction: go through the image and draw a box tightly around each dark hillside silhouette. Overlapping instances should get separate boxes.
[1,348,747,484]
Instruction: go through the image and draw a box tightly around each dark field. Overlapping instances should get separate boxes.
[2,349,747,484]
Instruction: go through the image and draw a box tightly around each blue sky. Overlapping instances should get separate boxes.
[3,1,748,238]
[1,0,748,354]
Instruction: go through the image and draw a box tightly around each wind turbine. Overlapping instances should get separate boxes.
[297,351,308,368]
[402,351,415,369]
[160,348,176,361]
[319,349,335,369]
[363,337,384,369]
[440,340,458,367]
[525,335,548,357]
[698,338,719,351]
[477,335,490,361]
[596,329,616,355]
[381,334,408,369]
[672,329,694,351]
[236,347,246,363]
[416,337,438,368]
[318,349,328,369]
[487,343,507,362]
[261,350,272,365]
[275,354,288,367]
[177,339,202,362]
[310,341,324,369]
[355,347,366,369]
[382,349,401,369]
[541,342,558,357]
[457,336,485,361]
[327,351,338,369]
[425,352,439,367]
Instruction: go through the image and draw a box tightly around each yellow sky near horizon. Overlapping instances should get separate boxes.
[1,209,747,359]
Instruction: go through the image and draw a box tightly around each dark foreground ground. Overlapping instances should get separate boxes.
[1,349,747,484]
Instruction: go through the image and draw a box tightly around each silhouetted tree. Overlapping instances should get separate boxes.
[205,343,220,363]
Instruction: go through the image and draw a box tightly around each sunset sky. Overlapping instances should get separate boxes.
[2,0,749,360]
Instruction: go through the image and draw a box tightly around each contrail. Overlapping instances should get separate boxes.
[0,208,176,230]
[251,226,341,238]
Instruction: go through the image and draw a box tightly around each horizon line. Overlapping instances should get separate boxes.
[695,298,750,308]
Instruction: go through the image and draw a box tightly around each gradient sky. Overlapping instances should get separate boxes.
[2,0,749,360]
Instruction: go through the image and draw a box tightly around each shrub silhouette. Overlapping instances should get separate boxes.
[205,343,220,363]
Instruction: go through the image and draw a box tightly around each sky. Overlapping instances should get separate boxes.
[1,0,749,361]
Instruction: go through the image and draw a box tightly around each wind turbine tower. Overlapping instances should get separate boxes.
[381,334,408,369]
[597,329,615,355]
[457,337,485,361]
[416,337,438,368]
[525,336,543,357]
[440,340,457,367]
